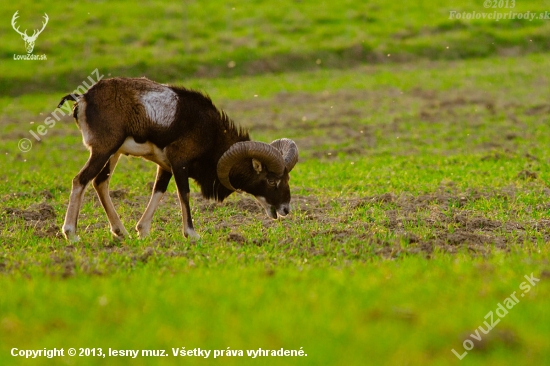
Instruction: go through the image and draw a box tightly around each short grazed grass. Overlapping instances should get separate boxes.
[1,0,550,365]
[2,54,550,365]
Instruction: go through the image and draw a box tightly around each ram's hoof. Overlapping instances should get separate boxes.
[136,222,151,239]
[185,229,200,240]
[62,225,80,243]
[64,233,80,243]
[111,226,130,240]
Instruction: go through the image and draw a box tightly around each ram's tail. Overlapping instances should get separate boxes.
[57,93,81,109]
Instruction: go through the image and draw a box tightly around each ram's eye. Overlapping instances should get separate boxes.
[267,179,281,187]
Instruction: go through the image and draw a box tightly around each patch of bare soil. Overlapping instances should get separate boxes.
[49,251,76,278]
[3,202,62,239]
[4,85,539,165]
[5,202,56,221]
[219,87,535,160]
[180,183,546,257]
[347,186,550,255]
[2,182,547,260]
[221,89,381,159]
[109,189,128,199]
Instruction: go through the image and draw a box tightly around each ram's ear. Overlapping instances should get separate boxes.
[252,158,263,174]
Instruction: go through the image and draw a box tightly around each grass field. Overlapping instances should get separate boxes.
[1,1,550,365]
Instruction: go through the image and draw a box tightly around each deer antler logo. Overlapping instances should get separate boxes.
[11,11,49,54]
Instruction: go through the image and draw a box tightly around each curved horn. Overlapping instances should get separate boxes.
[270,138,298,172]
[217,141,285,191]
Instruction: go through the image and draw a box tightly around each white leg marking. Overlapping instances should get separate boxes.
[185,228,200,240]
[63,183,85,242]
[136,191,164,238]
[93,153,129,239]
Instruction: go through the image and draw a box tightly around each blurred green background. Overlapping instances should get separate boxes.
[1,0,550,95]
[1,1,550,365]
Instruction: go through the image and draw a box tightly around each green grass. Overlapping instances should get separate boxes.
[1,0,550,94]
[2,0,550,365]
[1,258,549,366]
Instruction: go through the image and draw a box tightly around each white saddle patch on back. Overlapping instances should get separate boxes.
[140,88,178,127]
[118,137,171,171]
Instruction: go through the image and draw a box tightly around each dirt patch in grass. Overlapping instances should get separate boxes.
[3,203,63,239]
[2,184,547,255]
[0,184,548,275]
[6,84,534,161]
[347,186,550,254]
[184,184,547,257]
[5,203,56,222]
[2,81,548,262]
[216,86,540,160]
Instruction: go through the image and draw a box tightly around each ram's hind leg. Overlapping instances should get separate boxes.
[63,149,114,242]
[93,153,129,239]
[136,165,172,238]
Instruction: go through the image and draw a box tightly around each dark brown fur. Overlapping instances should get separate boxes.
[60,77,255,201]
[59,77,292,240]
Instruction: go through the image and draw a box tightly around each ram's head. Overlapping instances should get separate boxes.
[217,138,299,218]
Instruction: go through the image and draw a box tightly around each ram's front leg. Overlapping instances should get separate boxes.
[136,166,172,238]
[171,163,200,240]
